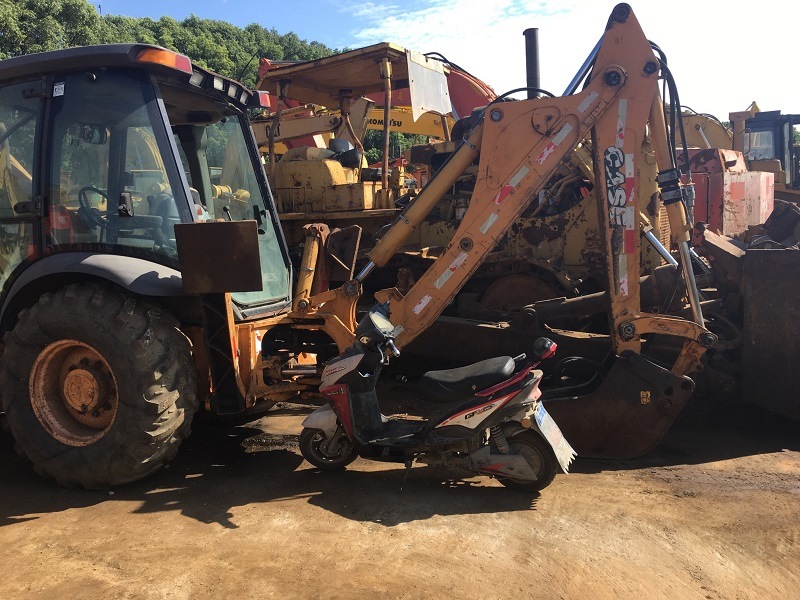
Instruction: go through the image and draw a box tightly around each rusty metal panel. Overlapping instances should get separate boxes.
[258,43,420,108]
[175,220,263,294]
[742,249,800,420]
[723,172,774,235]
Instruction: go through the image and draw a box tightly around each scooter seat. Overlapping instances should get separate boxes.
[418,356,515,403]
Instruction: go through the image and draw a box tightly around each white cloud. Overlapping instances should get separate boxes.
[346,1,403,20]
[338,0,799,120]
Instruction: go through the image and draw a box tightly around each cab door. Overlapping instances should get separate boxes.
[0,80,42,295]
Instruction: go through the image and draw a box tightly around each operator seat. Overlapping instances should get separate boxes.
[328,138,362,168]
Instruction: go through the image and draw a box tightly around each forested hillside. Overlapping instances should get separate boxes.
[0,0,335,86]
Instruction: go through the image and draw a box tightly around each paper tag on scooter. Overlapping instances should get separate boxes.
[532,402,577,473]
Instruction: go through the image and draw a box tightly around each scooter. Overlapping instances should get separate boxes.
[299,304,576,492]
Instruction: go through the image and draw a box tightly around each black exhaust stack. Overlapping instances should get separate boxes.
[523,28,540,99]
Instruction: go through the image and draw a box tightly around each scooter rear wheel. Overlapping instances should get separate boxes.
[299,427,358,469]
[496,430,557,492]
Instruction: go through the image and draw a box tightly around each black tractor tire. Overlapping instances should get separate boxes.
[496,430,558,493]
[0,282,198,488]
[299,427,357,470]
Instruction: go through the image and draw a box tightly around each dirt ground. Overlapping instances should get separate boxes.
[1,401,798,600]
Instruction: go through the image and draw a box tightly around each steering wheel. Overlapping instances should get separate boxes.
[77,186,111,229]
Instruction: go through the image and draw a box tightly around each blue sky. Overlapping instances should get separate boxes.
[98,0,798,119]
[98,0,354,46]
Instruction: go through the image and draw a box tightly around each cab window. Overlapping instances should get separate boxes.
[0,81,39,292]
[172,116,290,309]
[48,69,190,266]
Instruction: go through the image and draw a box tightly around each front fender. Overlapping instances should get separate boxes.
[301,405,338,437]
[1,253,185,324]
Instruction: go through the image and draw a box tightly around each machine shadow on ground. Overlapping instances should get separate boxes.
[1,402,796,528]
[0,420,538,529]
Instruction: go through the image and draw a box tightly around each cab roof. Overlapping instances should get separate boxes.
[0,44,187,81]
[0,44,263,115]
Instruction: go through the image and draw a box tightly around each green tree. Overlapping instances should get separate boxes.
[0,2,24,59]
[363,130,430,165]
[0,0,336,87]
[102,15,159,45]
[0,0,104,58]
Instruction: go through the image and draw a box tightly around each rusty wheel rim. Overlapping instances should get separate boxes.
[29,340,119,447]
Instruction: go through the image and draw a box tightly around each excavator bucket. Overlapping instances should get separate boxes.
[541,352,695,459]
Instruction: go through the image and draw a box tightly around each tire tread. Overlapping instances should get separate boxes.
[0,282,199,488]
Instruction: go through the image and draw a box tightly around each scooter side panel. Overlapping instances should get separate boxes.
[321,351,363,389]
[434,392,516,429]
[433,372,542,430]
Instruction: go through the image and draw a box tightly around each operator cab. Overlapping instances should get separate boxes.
[0,44,291,319]
[745,110,800,189]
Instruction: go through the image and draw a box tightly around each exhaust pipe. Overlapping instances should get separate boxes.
[523,28,540,99]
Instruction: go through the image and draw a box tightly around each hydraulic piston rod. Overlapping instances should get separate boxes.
[643,228,678,267]
[649,96,704,325]
[358,121,485,281]
[679,241,704,324]
[563,38,602,96]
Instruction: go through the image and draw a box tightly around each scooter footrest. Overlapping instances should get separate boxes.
[368,420,424,445]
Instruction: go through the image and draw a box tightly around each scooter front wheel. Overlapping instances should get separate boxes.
[299,427,358,469]
[496,430,557,492]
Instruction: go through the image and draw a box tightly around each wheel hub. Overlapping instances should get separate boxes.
[62,367,105,413]
[30,340,119,446]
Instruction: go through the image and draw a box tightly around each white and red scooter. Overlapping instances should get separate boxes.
[300,304,576,492]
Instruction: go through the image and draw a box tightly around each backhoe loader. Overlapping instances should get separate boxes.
[0,44,306,488]
[0,3,715,488]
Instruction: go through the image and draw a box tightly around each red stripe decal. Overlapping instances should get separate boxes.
[625,229,637,254]
[493,185,514,205]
